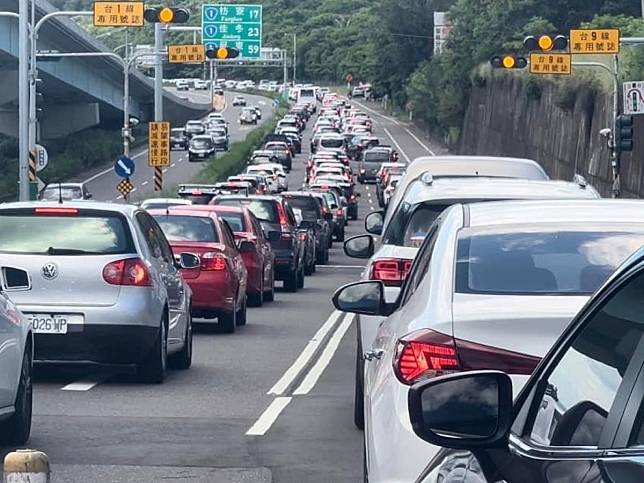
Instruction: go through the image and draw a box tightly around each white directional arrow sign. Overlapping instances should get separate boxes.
[117,159,133,176]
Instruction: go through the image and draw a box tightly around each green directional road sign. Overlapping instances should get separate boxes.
[202,4,262,58]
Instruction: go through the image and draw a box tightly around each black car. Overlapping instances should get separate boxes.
[282,192,332,265]
[356,244,644,483]
[358,147,391,183]
[170,128,189,150]
[212,196,305,292]
[188,135,215,162]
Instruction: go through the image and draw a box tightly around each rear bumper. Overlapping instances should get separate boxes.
[273,249,297,278]
[34,325,158,365]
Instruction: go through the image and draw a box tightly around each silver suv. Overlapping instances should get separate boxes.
[0,202,197,383]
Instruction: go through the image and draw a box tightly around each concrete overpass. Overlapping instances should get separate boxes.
[0,0,208,139]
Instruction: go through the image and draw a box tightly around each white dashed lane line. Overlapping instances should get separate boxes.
[141,181,149,186]
[162,168,168,173]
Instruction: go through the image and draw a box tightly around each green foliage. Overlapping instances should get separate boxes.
[524,76,543,102]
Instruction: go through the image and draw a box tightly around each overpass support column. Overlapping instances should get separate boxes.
[40,103,100,139]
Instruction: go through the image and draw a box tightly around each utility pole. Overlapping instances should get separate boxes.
[292,33,296,85]
[154,23,163,121]
[18,1,30,201]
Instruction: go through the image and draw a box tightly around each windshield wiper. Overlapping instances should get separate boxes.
[46,247,102,255]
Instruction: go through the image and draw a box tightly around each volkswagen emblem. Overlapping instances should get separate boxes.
[41,263,58,280]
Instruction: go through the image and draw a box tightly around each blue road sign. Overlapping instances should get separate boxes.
[115,155,136,178]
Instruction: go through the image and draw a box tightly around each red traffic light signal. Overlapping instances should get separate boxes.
[490,55,527,69]
[206,46,240,60]
[144,7,190,24]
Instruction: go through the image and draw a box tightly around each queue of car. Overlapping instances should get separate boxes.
[312,83,644,482]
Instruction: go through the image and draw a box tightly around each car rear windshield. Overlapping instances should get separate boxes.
[155,215,218,243]
[363,151,389,163]
[285,196,320,220]
[0,212,133,255]
[177,193,216,204]
[218,212,246,232]
[321,138,343,148]
[383,202,450,247]
[455,227,644,295]
[191,138,213,149]
[217,199,279,223]
[41,187,82,200]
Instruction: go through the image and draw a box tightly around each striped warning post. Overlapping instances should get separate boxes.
[28,150,37,182]
[154,167,163,192]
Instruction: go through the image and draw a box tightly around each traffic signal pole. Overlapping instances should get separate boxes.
[18,2,29,201]
[154,23,163,122]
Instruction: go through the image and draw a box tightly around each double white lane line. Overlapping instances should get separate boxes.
[246,310,354,436]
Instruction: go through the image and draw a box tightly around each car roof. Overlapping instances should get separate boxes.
[1,201,136,215]
[148,207,219,218]
[141,198,191,205]
[402,177,599,204]
[465,199,644,228]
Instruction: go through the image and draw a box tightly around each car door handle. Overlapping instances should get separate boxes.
[364,349,384,361]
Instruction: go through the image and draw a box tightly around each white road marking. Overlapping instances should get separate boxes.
[61,374,110,391]
[171,163,176,167]
[246,396,292,436]
[383,127,411,163]
[162,168,168,173]
[117,195,124,200]
[141,181,149,186]
[405,128,436,156]
[293,314,354,395]
[268,310,344,395]
[131,188,137,193]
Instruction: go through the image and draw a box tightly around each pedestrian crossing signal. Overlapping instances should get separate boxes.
[206,47,240,60]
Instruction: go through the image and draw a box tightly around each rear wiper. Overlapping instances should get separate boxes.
[46,247,101,255]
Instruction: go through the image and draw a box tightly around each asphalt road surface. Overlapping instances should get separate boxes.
[0,94,440,482]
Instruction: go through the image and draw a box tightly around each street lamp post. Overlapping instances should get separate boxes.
[18,4,30,201]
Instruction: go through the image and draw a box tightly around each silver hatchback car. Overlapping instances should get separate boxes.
[0,202,197,383]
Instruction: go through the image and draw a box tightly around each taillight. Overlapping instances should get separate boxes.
[103,258,152,286]
[370,258,412,287]
[277,203,292,240]
[336,209,343,216]
[298,232,308,241]
[394,330,461,385]
[393,328,541,385]
[34,207,79,216]
[201,252,226,271]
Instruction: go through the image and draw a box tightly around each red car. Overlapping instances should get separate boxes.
[150,207,248,333]
[210,205,276,306]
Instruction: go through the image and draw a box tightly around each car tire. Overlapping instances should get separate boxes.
[354,340,365,430]
[137,316,167,384]
[236,296,247,326]
[297,263,305,289]
[284,268,298,292]
[249,287,264,307]
[219,307,237,333]
[264,279,275,302]
[305,257,315,276]
[337,229,345,242]
[0,344,32,446]
[172,308,193,370]
[316,249,326,265]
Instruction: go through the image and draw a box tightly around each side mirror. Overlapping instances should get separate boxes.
[344,235,374,259]
[365,211,384,235]
[267,231,281,242]
[238,240,255,253]
[408,371,513,450]
[179,252,200,269]
[332,280,393,316]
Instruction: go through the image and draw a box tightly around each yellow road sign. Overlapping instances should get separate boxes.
[117,178,135,196]
[570,29,620,54]
[93,2,144,27]
[168,44,206,64]
[148,122,171,167]
[529,53,572,75]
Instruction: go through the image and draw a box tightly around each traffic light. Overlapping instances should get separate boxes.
[490,55,527,69]
[524,35,568,52]
[144,7,189,24]
[206,46,240,60]
[616,115,634,152]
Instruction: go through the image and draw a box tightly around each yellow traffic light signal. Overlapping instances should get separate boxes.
[206,46,240,60]
[538,35,553,51]
[144,7,189,24]
[490,55,527,70]
[524,35,568,52]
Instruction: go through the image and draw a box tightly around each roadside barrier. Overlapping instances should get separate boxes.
[3,449,50,483]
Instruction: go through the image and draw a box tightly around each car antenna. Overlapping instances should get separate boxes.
[58,183,63,204]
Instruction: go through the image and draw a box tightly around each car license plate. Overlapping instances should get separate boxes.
[27,314,83,334]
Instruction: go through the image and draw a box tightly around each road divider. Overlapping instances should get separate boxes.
[3,449,50,483]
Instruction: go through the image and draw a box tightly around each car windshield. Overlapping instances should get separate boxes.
[363,151,389,162]
[191,138,213,149]
[455,227,644,295]
[217,199,279,223]
[171,129,184,136]
[320,138,344,148]
[383,202,451,247]
[154,215,218,243]
[285,196,320,220]
[0,212,133,254]
[40,187,83,200]
[217,212,246,232]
